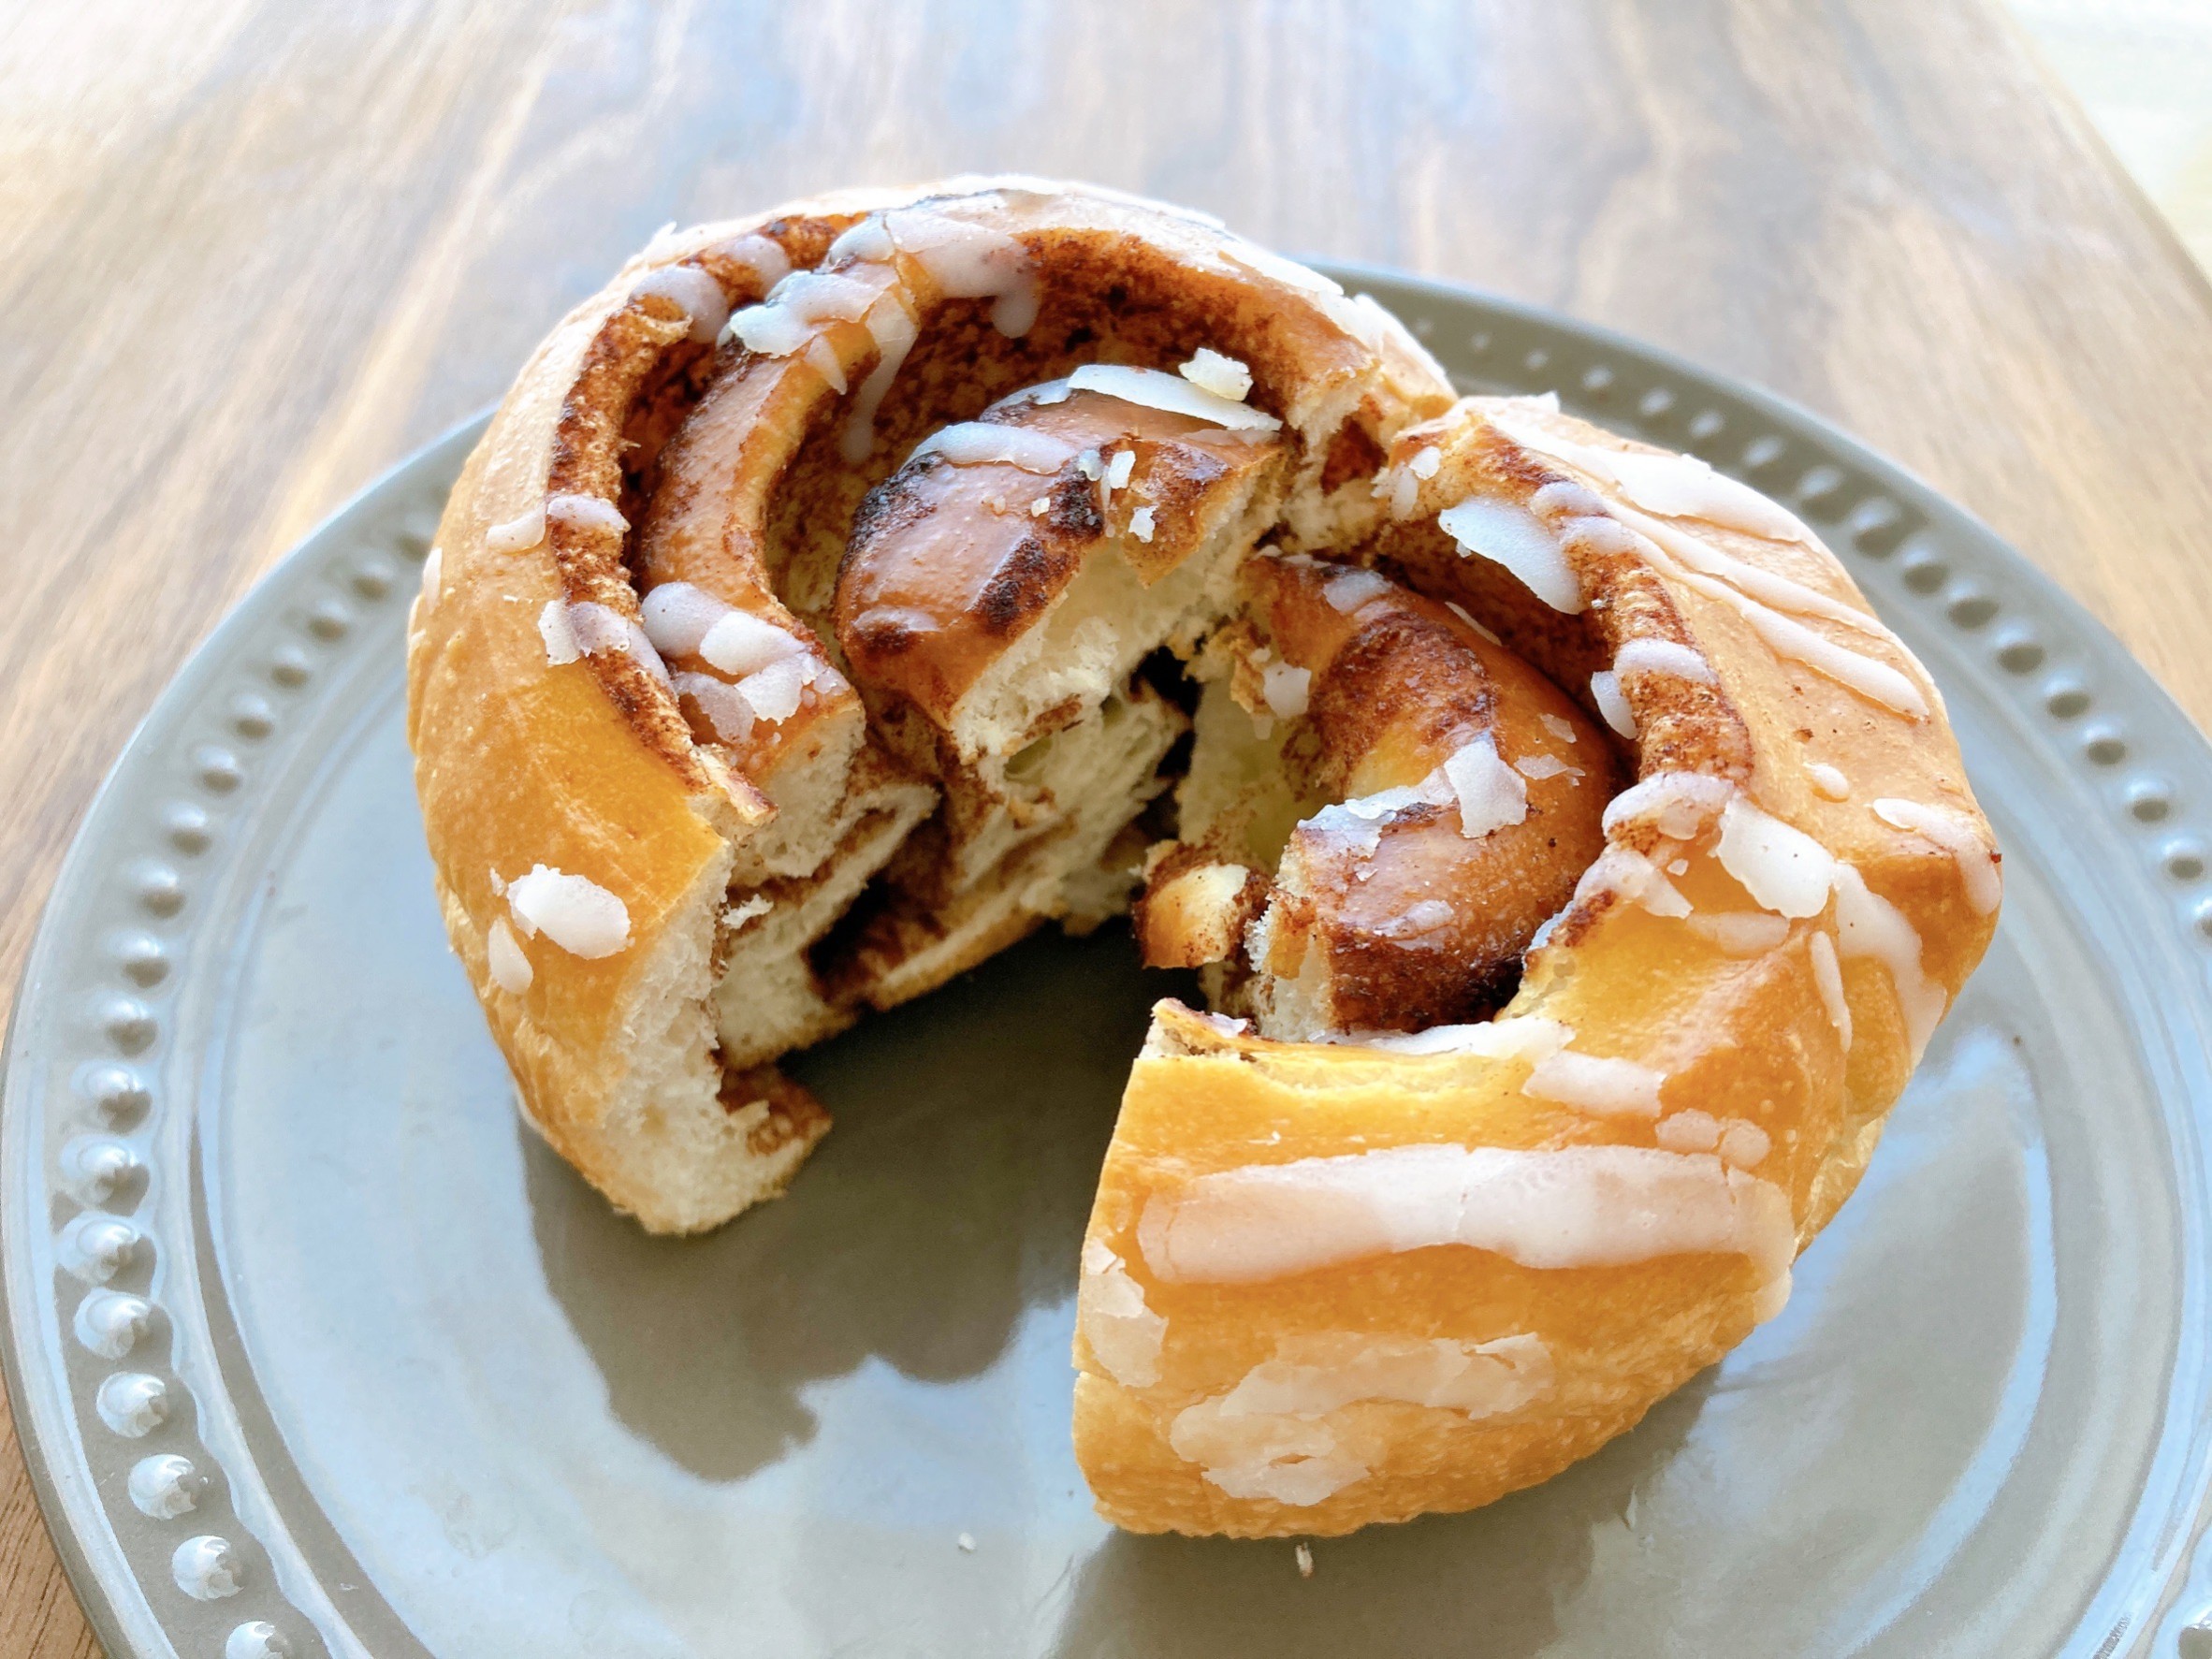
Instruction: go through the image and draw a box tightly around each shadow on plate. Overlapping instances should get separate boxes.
[521,923,1189,1481]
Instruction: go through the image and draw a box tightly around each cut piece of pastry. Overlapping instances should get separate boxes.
[1070,395,1997,1536]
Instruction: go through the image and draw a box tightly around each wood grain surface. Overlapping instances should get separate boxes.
[4,1,2209,1651]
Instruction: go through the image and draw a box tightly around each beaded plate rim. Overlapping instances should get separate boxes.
[5,265,2210,1658]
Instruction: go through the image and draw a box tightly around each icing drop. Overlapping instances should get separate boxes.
[1872,797,2002,915]
[1590,670,1636,738]
[630,263,730,342]
[1438,497,1584,613]
[912,420,1078,473]
[504,866,632,958]
[1716,797,1837,918]
[1521,1049,1666,1117]
[1808,927,1853,1050]
[1440,733,1528,838]
[1065,364,1282,432]
[1078,1239,1167,1388]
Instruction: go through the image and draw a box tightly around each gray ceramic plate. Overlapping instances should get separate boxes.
[9,269,2212,1659]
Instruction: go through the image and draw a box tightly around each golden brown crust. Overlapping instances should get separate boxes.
[1071,397,1999,1537]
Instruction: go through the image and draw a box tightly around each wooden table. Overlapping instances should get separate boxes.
[5,1,2209,1650]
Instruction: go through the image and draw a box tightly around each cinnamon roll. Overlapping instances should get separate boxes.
[405,179,1999,1539]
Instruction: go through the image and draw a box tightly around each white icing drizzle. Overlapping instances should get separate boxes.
[1441,733,1528,838]
[637,581,725,654]
[1654,1109,1722,1154]
[1485,405,1931,720]
[1302,728,1534,855]
[1716,797,1837,918]
[1719,1120,1772,1169]
[1129,505,1157,542]
[1215,242,1442,380]
[1382,899,1455,937]
[1614,501,1886,638]
[913,420,1077,473]
[764,211,1040,464]
[1514,752,1579,782]
[735,654,818,722]
[1602,771,1734,840]
[729,269,880,355]
[1539,711,1579,745]
[1559,514,1640,560]
[1332,1016,1571,1062]
[1437,497,1585,614]
[1221,238,1341,297]
[1137,1142,1796,1286]
[1078,1239,1166,1389]
[1614,637,1717,686]
[486,916,532,994]
[546,492,628,536]
[640,582,807,678]
[504,865,632,958]
[1169,1404,1363,1506]
[671,670,756,744]
[1872,797,2002,915]
[1832,863,1946,1059]
[484,504,546,555]
[1529,478,1608,520]
[1522,1049,1666,1118]
[1348,290,1452,385]
[1167,1332,1551,1506]
[1684,910,1792,955]
[1302,792,1423,858]
[1590,670,1636,738]
[631,263,730,343]
[1320,565,1394,614]
[706,612,808,679]
[1180,348,1254,401]
[563,602,671,687]
[1066,364,1282,433]
[803,334,848,395]
[537,600,579,666]
[842,293,920,463]
[722,232,793,289]
[1658,1111,1768,1169]
[1807,761,1852,800]
[848,206,1040,333]
[1572,845,1691,920]
[1223,1331,1549,1420]
[1808,927,1854,1051]
[1488,408,1814,546]
[1628,525,1930,719]
[1261,662,1311,719]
